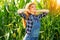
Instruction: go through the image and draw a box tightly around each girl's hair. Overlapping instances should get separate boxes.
[22,2,35,28]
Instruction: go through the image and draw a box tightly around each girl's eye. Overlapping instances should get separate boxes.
[32,6,36,8]
[31,6,34,8]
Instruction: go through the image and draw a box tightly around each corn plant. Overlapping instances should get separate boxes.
[0,0,60,40]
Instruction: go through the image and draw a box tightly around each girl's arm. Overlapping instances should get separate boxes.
[37,9,49,18]
[37,9,49,13]
[17,9,27,19]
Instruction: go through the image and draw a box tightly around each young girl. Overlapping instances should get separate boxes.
[17,2,49,40]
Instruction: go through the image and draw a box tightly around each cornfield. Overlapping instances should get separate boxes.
[0,0,60,40]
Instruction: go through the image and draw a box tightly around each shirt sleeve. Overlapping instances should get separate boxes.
[19,12,26,19]
[38,12,48,18]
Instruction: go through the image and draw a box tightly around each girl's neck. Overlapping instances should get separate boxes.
[30,12,36,15]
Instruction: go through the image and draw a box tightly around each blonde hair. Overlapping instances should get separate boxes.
[22,2,35,28]
[25,2,35,9]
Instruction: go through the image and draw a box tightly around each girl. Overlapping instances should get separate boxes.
[17,2,49,40]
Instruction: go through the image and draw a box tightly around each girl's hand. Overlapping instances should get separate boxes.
[17,9,25,14]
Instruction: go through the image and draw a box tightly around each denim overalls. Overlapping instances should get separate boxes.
[23,14,41,40]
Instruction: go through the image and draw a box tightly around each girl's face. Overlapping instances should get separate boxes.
[29,4,36,14]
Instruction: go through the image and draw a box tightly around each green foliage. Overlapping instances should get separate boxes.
[0,0,60,40]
